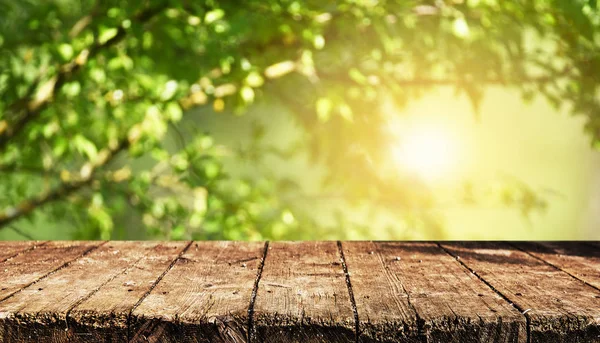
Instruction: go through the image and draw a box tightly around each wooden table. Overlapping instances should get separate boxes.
[0,241,599,342]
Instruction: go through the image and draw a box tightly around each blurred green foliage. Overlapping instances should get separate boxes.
[1,0,599,240]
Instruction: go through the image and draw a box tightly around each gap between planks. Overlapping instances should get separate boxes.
[337,241,360,343]
[0,241,47,264]
[252,241,525,343]
[123,241,194,341]
[6,242,596,342]
[437,243,532,343]
[0,242,192,342]
[506,242,600,295]
[241,241,357,343]
[64,244,176,332]
[0,242,105,304]
[246,242,269,343]
[0,241,273,343]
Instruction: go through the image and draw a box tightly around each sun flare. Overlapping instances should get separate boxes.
[391,125,459,182]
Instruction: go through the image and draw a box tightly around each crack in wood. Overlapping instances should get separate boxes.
[337,241,360,343]
[507,242,600,294]
[437,242,531,343]
[0,241,105,304]
[1,241,599,342]
[65,243,176,331]
[0,241,47,264]
[247,241,269,343]
[126,241,193,342]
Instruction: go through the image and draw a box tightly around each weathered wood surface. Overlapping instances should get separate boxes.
[0,241,42,262]
[0,241,598,343]
[71,241,189,342]
[252,241,355,343]
[440,242,600,343]
[131,241,265,343]
[512,242,600,290]
[342,242,526,343]
[340,242,419,343]
[0,241,99,302]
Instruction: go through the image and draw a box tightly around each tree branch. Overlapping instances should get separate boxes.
[0,164,60,176]
[6,225,36,240]
[0,139,129,229]
[0,2,167,153]
[319,65,576,88]
[68,0,103,39]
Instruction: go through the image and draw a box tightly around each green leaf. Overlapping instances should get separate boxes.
[348,68,367,84]
[53,136,68,157]
[240,86,255,103]
[73,135,98,161]
[58,43,74,60]
[313,34,325,49]
[452,17,470,38]
[165,102,183,122]
[338,103,353,122]
[62,81,81,98]
[205,9,225,24]
[98,27,119,44]
[204,161,220,179]
[245,71,264,87]
[161,80,178,100]
[316,97,332,122]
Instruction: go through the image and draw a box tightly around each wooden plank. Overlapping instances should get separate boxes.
[0,241,99,301]
[66,241,190,342]
[130,241,265,343]
[514,242,600,290]
[340,242,418,342]
[0,241,159,343]
[0,241,44,262]
[343,242,525,343]
[252,241,355,343]
[441,242,600,343]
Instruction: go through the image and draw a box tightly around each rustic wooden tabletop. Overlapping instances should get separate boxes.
[0,241,598,343]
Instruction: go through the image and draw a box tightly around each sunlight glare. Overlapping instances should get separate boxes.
[392,126,458,182]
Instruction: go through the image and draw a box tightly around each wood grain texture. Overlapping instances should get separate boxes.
[514,242,600,290]
[130,241,265,343]
[67,241,190,342]
[0,241,158,343]
[0,241,99,302]
[0,241,599,342]
[441,242,600,343]
[252,241,355,343]
[345,242,525,343]
[0,241,43,262]
[340,241,419,342]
